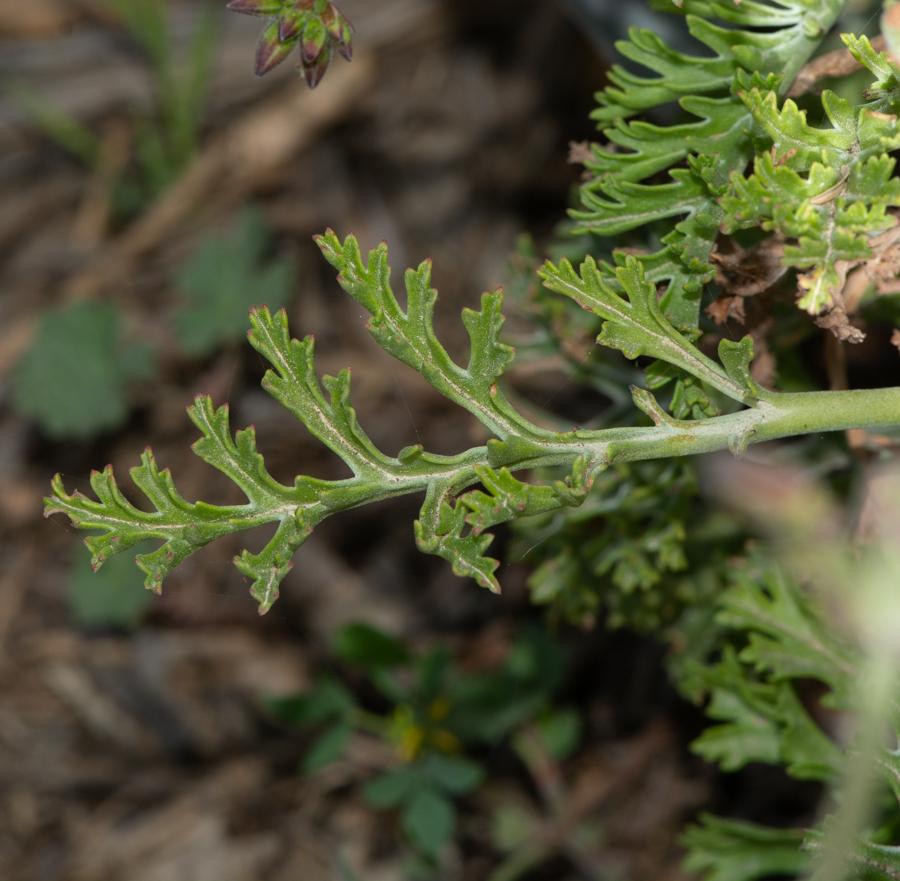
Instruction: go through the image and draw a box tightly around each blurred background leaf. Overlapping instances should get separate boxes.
[68,539,157,629]
[173,208,295,357]
[13,302,156,439]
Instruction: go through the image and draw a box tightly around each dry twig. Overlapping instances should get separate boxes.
[787,36,886,98]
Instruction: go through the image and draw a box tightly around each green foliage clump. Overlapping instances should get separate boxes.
[267,624,574,862]
[678,559,900,881]
[514,460,736,632]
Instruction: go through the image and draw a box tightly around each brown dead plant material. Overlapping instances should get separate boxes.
[568,140,593,166]
[892,328,900,353]
[706,236,787,325]
[809,220,900,344]
[706,295,746,325]
[749,320,778,390]
[814,305,865,344]
[787,35,887,98]
[858,224,900,296]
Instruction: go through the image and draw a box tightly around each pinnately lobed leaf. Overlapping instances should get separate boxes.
[46,226,900,613]
[572,0,850,328]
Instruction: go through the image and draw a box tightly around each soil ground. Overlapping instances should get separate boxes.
[0,3,797,878]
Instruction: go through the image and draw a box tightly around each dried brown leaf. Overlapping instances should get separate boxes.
[814,306,866,344]
[892,328,900,352]
[705,295,745,325]
[862,223,900,295]
[749,321,777,389]
[568,140,593,165]
[711,236,787,300]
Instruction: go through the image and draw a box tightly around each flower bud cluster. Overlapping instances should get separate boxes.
[227,0,353,88]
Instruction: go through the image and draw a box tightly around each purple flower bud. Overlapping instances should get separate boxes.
[321,2,353,61]
[300,18,327,66]
[254,20,294,76]
[302,43,331,89]
[277,10,304,41]
[226,0,282,16]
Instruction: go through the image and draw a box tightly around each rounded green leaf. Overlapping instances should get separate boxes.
[68,540,156,629]
[422,753,484,795]
[401,789,455,857]
[14,302,155,439]
[363,767,417,808]
[302,722,352,773]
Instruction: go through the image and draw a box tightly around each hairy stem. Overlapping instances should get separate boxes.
[290,385,900,519]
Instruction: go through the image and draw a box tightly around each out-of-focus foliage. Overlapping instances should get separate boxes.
[267,624,576,862]
[68,540,157,629]
[174,209,295,357]
[14,303,155,439]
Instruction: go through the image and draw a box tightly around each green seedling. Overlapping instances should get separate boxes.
[174,208,295,357]
[14,302,155,439]
[267,624,578,863]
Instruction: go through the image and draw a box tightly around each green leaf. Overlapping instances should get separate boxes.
[460,457,591,537]
[48,227,898,617]
[315,230,550,444]
[682,814,809,881]
[717,337,759,398]
[721,87,900,318]
[422,754,485,795]
[573,0,849,326]
[401,788,455,857]
[302,722,352,773]
[843,33,900,114]
[688,647,783,771]
[14,302,156,439]
[414,494,502,593]
[334,623,410,668]
[363,767,418,808]
[266,675,356,725]
[417,648,451,702]
[174,208,295,357]
[536,707,582,761]
[716,566,858,709]
[538,254,747,402]
[46,391,318,612]
[687,645,843,781]
[68,540,157,629]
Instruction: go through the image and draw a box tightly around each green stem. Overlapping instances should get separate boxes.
[311,385,900,517]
